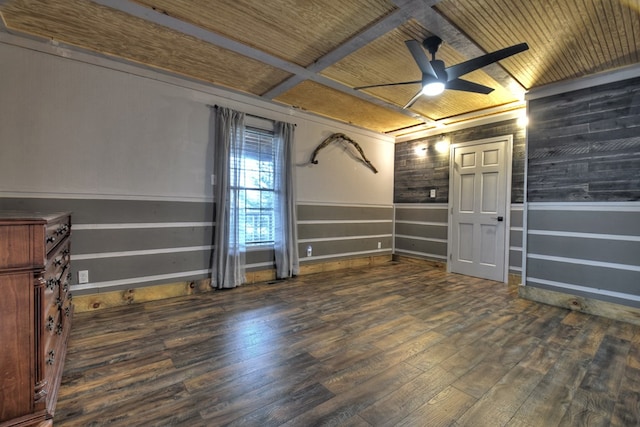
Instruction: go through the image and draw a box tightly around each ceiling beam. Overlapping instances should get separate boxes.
[263,0,428,98]
[93,0,314,78]
[93,0,434,125]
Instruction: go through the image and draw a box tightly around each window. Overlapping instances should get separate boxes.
[232,127,276,245]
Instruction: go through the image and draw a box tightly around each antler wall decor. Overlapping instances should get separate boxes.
[310,133,378,174]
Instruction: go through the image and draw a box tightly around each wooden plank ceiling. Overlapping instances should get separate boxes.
[1,0,638,135]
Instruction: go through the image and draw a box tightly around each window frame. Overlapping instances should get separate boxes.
[234,125,276,247]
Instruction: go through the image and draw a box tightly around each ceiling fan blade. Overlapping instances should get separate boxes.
[405,40,437,78]
[403,89,424,109]
[354,80,422,90]
[446,43,529,80]
[446,78,494,94]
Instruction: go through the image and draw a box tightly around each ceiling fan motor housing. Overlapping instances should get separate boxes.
[423,36,443,57]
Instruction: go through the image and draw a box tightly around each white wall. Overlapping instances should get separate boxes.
[0,35,394,205]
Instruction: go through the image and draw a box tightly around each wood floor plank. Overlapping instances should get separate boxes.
[611,366,640,426]
[457,365,544,427]
[53,262,640,426]
[358,366,458,427]
[395,385,477,427]
[579,334,630,396]
[507,348,593,426]
[452,333,540,399]
[281,361,423,426]
[222,382,335,427]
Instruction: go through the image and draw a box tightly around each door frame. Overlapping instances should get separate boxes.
[446,135,513,283]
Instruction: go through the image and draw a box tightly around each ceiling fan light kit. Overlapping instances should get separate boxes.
[355,35,529,109]
[421,81,445,96]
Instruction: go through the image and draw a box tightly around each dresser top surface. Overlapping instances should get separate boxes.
[0,211,71,224]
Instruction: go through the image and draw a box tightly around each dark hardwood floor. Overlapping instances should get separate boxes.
[55,261,640,426]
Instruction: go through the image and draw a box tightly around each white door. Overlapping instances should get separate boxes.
[449,137,511,282]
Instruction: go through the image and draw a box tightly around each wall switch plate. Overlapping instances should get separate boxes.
[430,188,436,198]
[306,245,312,257]
[78,270,89,284]
[378,241,381,249]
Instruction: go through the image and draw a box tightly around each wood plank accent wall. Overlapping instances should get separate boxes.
[527,76,640,202]
[394,118,526,204]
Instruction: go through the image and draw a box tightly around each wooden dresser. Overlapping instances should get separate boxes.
[0,212,73,427]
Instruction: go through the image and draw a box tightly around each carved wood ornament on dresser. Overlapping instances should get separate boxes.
[0,212,73,427]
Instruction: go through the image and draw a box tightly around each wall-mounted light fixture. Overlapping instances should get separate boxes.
[435,136,449,154]
[414,145,428,155]
[517,111,529,127]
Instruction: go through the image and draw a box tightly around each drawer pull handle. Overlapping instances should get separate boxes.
[46,236,56,244]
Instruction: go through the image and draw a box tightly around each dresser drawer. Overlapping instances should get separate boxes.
[45,216,71,255]
[44,265,71,311]
[46,239,70,276]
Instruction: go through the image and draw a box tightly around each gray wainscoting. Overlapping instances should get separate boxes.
[297,203,393,262]
[509,205,524,275]
[394,203,524,275]
[0,197,214,295]
[394,204,448,261]
[525,203,640,307]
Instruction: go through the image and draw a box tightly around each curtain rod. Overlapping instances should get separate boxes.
[210,104,296,126]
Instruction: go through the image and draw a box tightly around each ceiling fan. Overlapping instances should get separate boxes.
[354,36,529,109]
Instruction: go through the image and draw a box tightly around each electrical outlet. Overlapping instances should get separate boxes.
[430,188,437,198]
[78,270,89,284]
[306,245,312,257]
[377,241,381,249]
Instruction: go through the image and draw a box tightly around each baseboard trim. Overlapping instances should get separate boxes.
[392,254,446,269]
[519,285,640,326]
[74,255,394,312]
[72,278,214,312]
[298,254,393,275]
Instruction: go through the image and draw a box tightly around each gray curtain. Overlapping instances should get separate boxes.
[211,106,246,289]
[273,121,299,278]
